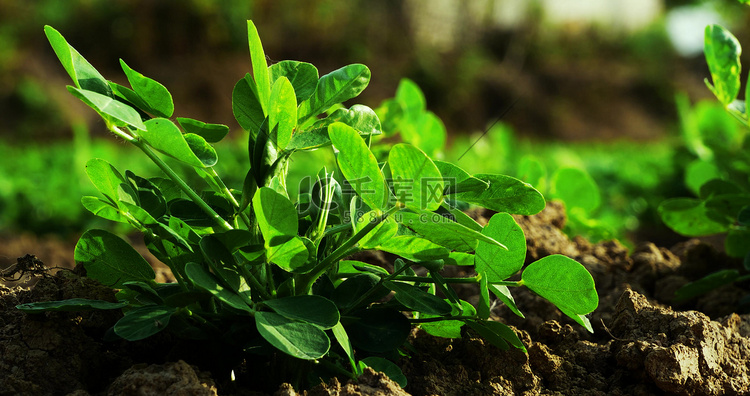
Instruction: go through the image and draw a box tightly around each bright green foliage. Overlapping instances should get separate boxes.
[704,25,741,106]
[660,25,750,303]
[21,22,598,389]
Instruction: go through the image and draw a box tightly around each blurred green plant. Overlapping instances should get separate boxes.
[16,22,598,390]
[659,24,750,302]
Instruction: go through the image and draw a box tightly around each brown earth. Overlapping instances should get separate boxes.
[1,201,749,395]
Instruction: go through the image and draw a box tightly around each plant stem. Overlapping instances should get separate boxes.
[409,315,478,324]
[114,126,233,231]
[295,204,403,294]
[392,276,522,287]
[202,167,253,229]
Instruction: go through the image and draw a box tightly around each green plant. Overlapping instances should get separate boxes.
[17,22,598,389]
[659,24,750,302]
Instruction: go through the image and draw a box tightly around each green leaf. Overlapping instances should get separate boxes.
[177,117,229,143]
[84,158,137,206]
[16,298,127,313]
[361,357,407,388]
[74,229,155,288]
[489,284,524,318]
[263,295,339,329]
[355,210,398,248]
[384,281,452,315]
[377,236,449,261]
[247,20,271,112]
[332,322,358,374]
[298,64,371,122]
[114,305,177,341]
[704,24,742,106]
[346,308,410,353]
[396,77,425,114]
[453,174,545,215]
[659,198,730,236]
[268,76,297,150]
[434,161,488,195]
[685,160,721,196]
[141,118,217,168]
[517,155,547,192]
[269,60,319,103]
[328,122,388,210]
[522,254,598,320]
[389,144,444,211]
[477,273,491,319]
[255,311,330,360]
[44,25,111,96]
[465,320,508,350]
[482,320,526,352]
[726,228,750,258]
[81,196,129,223]
[401,112,447,158]
[288,105,382,150]
[119,59,173,118]
[68,87,146,131]
[322,104,383,137]
[396,211,505,252]
[267,236,312,273]
[253,187,298,246]
[551,168,600,214]
[232,73,266,132]
[675,269,739,301]
[476,213,526,282]
[420,300,476,338]
[184,262,252,313]
[336,260,390,278]
[332,273,389,311]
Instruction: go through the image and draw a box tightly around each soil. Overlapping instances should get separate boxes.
[2,201,749,395]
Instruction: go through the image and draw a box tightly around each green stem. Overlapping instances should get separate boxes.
[340,258,414,315]
[392,276,522,287]
[202,167,253,229]
[409,315,478,324]
[238,260,272,301]
[296,204,403,294]
[115,128,232,231]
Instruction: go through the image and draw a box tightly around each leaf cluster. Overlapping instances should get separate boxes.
[20,22,598,387]
[660,25,750,302]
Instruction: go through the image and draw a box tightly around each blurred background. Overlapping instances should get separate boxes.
[1,0,748,270]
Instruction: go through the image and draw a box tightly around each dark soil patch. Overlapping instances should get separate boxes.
[2,201,749,395]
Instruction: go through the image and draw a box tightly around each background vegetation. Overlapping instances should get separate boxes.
[1,0,748,250]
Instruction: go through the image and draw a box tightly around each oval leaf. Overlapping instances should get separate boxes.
[299,64,371,122]
[263,295,340,329]
[704,24,741,106]
[44,25,111,96]
[475,213,526,282]
[16,298,127,313]
[269,60,319,103]
[384,281,451,316]
[74,229,155,288]
[328,122,388,210]
[389,144,444,211]
[141,118,217,168]
[120,59,174,118]
[177,117,229,143]
[269,76,297,150]
[68,87,146,131]
[396,211,505,252]
[114,305,176,341]
[377,236,449,261]
[452,174,545,215]
[255,311,330,360]
[522,254,598,316]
